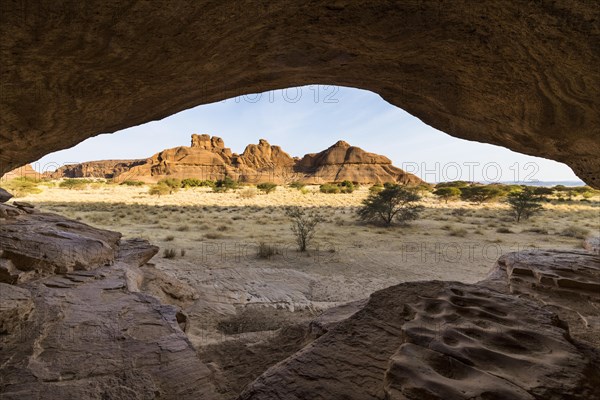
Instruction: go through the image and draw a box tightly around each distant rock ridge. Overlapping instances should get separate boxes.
[45,134,424,185]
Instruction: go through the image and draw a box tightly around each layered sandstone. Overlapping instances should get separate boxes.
[295,140,422,184]
[48,159,146,179]
[48,135,423,185]
[1,164,40,181]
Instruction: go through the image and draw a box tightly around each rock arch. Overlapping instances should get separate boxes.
[1,1,598,186]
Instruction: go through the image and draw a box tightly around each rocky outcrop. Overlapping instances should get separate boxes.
[0,205,122,283]
[295,140,423,184]
[119,135,238,182]
[1,164,40,181]
[49,135,423,185]
[0,204,225,399]
[0,283,34,336]
[0,188,13,203]
[1,2,598,186]
[47,159,146,179]
[239,251,600,400]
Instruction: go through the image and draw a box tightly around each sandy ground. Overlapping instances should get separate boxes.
[14,183,598,290]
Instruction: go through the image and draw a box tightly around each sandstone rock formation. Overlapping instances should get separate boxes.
[0,188,13,203]
[0,203,225,399]
[49,134,423,185]
[1,164,40,181]
[1,2,598,187]
[239,250,600,400]
[295,140,422,184]
[0,205,121,283]
[48,159,146,179]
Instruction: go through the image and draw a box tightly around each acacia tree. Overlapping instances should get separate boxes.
[507,188,543,222]
[285,206,323,252]
[433,186,462,203]
[358,184,423,226]
[460,185,503,204]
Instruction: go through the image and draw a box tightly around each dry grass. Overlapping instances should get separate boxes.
[11,182,599,304]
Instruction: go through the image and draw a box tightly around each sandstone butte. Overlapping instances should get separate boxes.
[40,134,424,185]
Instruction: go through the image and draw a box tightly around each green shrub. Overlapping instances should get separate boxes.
[120,180,145,186]
[339,180,355,193]
[435,181,470,189]
[158,178,181,193]
[320,183,341,194]
[460,185,504,204]
[433,186,461,203]
[289,181,306,190]
[148,183,171,197]
[369,184,384,194]
[213,176,238,192]
[59,178,92,190]
[181,178,215,188]
[257,182,277,194]
[0,177,42,197]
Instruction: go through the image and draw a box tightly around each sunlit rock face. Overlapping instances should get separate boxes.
[47,135,424,184]
[0,2,598,186]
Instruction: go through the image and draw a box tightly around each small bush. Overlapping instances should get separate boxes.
[120,180,145,186]
[496,227,514,234]
[157,178,181,194]
[163,248,177,259]
[451,208,468,217]
[289,181,306,190]
[526,227,549,235]
[148,183,171,197]
[59,178,91,190]
[239,187,257,199]
[433,187,462,203]
[213,176,238,192]
[257,242,279,259]
[176,225,190,232]
[205,232,224,239]
[320,183,341,194]
[286,206,323,252]
[449,228,468,237]
[180,249,186,257]
[369,184,384,194]
[339,180,355,193]
[164,235,175,241]
[560,226,590,239]
[257,182,277,194]
[181,178,215,188]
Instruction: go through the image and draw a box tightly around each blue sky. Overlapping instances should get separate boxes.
[36,86,581,183]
